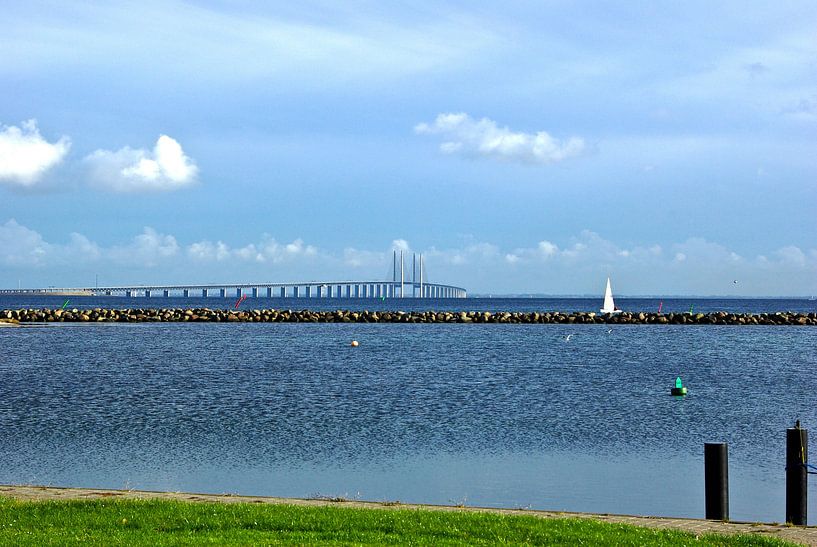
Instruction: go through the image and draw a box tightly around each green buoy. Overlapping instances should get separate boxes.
[671,376,687,396]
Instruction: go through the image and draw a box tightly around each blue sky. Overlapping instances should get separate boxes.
[1,1,815,296]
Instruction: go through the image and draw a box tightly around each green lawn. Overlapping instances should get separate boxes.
[0,497,793,546]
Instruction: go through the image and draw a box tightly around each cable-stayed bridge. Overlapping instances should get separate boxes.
[0,251,467,299]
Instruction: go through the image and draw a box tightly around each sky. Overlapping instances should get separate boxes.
[1,1,815,296]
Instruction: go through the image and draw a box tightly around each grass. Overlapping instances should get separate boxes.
[0,496,795,546]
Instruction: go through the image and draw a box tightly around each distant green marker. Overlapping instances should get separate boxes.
[689,304,694,314]
[62,299,70,310]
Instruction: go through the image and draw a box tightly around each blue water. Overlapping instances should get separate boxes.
[0,297,815,522]
[3,295,817,314]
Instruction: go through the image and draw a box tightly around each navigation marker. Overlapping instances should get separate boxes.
[62,300,70,310]
[234,294,248,309]
[671,376,687,396]
[658,300,663,314]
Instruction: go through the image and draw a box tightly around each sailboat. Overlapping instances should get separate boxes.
[600,277,622,314]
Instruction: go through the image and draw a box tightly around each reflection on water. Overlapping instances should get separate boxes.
[0,322,815,522]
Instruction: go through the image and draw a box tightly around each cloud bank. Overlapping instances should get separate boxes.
[187,236,318,264]
[415,113,585,164]
[2,221,815,296]
[85,135,198,192]
[0,120,70,186]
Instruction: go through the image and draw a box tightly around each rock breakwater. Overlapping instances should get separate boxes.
[1,309,815,325]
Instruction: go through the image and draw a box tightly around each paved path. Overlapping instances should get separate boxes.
[2,485,816,545]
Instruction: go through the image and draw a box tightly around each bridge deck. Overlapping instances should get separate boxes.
[0,280,467,298]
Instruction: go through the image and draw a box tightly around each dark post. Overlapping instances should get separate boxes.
[786,426,808,525]
[704,442,729,520]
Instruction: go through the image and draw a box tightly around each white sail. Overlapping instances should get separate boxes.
[600,277,619,314]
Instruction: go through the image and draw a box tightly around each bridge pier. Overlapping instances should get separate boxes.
[5,279,466,300]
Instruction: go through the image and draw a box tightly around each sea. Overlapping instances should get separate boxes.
[1,296,815,523]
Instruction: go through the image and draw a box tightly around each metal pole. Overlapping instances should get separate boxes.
[413,253,416,298]
[704,443,729,520]
[420,254,423,297]
[786,424,808,525]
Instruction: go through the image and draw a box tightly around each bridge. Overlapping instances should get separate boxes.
[0,252,467,299]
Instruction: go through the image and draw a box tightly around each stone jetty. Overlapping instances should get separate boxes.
[1,308,815,325]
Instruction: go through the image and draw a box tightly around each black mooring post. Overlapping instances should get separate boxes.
[786,426,808,525]
[705,442,729,520]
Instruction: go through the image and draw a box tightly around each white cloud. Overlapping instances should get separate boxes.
[0,219,51,265]
[415,113,585,165]
[66,233,101,261]
[391,239,411,252]
[0,120,70,186]
[188,240,231,261]
[187,236,318,264]
[537,241,558,257]
[0,219,101,266]
[110,227,180,267]
[774,245,806,266]
[672,238,743,264]
[85,135,198,192]
[343,240,416,269]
